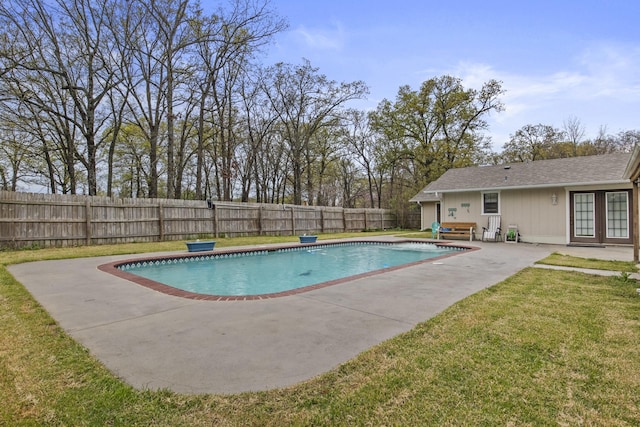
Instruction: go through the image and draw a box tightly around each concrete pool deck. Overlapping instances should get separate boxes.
[7,238,635,394]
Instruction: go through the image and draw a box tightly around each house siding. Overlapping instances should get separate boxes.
[438,189,566,243]
[501,189,566,244]
[435,185,633,244]
[419,202,438,230]
[440,192,482,240]
[441,192,480,222]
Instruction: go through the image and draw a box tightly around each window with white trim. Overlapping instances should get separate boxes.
[482,192,500,214]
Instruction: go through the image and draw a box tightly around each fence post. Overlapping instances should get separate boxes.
[158,202,164,241]
[342,208,347,232]
[85,198,92,246]
[320,208,324,233]
[259,205,263,236]
[291,206,296,236]
[212,203,218,238]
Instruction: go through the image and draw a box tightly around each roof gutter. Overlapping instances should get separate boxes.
[423,179,631,194]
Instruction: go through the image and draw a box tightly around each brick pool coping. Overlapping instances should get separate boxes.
[97,239,479,301]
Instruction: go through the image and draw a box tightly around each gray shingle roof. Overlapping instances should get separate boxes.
[410,153,631,202]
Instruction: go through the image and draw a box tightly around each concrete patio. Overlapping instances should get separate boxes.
[7,238,634,394]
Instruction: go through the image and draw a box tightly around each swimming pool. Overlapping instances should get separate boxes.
[100,240,469,300]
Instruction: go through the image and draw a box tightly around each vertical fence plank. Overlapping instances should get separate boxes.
[213,204,218,238]
[85,199,92,245]
[211,204,216,238]
[158,203,164,241]
[342,208,347,232]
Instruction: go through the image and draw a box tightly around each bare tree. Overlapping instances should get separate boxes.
[193,0,286,200]
[145,0,197,199]
[0,126,32,191]
[614,130,640,152]
[0,0,128,195]
[563,125,636,157]
[343,109,383,207]
[237,69,280,202]
[306,126,343,206]
[560,115,585,156]
[261,59,368,205]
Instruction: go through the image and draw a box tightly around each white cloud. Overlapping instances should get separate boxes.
[575,43,640,98]
[291,22,346,51]
[443,42,640,149]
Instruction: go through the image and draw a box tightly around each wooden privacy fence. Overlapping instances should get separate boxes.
[0,191,397,249]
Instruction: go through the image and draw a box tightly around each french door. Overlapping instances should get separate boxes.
[570,190,632,244]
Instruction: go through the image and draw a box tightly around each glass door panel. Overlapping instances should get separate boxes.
[606,192,629,238]
[574,193,595,237]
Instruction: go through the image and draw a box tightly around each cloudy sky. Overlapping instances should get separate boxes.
[248,0,640,152]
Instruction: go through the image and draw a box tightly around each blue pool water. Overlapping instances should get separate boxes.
[119,242,461,296]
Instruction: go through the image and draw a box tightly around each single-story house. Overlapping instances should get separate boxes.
[410,152,635,248]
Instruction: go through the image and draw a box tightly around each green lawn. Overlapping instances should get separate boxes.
[2,235,640,425]
[536,252,639,273]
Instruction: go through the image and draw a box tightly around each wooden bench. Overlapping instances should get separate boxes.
[439,222,476,241]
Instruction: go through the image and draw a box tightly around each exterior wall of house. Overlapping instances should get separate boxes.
[418,202,438,230]
[439,192,480,223]
[437,189,567,244]
[425,182,634,244]
[501,188,566,244]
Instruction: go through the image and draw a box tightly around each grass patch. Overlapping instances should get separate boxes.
[2,236,640,425]
[0,230,400,267]
[537,252,639,272]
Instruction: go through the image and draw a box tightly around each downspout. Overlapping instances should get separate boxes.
[634,179,639,263]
